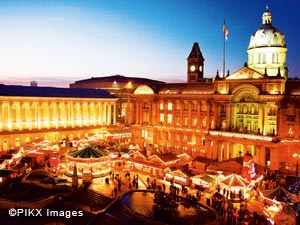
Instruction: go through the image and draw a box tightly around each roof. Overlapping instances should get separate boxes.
[199,174,216,183]
[7,149,18,154]
[153,153,178,162]
[20,157,35,163]
[207,159,243,174]
[0,85,117,99]
[71,75,165,86]
[193,156,213,164]
[0,154,13,159]
[187,42,204,60]
[151,82,214,95]
[261,186,288,201]
[68,146,108,159]
[220,174,250,188]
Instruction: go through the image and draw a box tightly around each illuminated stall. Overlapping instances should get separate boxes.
[259,190,297,225]
[164,167,191,186]
[65,145,111,178]
[220,174,251,200]
[191,174,216,192]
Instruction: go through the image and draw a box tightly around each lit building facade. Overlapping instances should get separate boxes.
[0,85,117,151]
[70,75,164,123]
[128,7,300,171]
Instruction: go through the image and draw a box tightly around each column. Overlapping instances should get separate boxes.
[197,100,201,129]
[206,100,211,129]
[108,103,112,125]
[188,101,192,127]
[113,102,117,125]
[260,103,266,135]
[102,103,106,125]
[0,102,3,131]
[179,101,183,127]
[37,102,41,130]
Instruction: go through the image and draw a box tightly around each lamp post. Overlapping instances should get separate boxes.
[293,153,300,177]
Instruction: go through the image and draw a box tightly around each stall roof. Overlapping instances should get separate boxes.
[220,174,250,188]
[68,146,108,158]
[261,186,289,202]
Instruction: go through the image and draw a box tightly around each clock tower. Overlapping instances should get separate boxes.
[187,42,204,83]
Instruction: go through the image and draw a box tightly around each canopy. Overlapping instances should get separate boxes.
[68,146,108,159]
[220,174,250,188]
[261,186,289,202]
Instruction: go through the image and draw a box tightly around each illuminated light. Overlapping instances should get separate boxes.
[126,81,133,89]
[209,130,273,141]
[269,90,281,94]
[256,174,264,182]
[219,90,229,94]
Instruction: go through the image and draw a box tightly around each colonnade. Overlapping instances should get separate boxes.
[0,97,117,132]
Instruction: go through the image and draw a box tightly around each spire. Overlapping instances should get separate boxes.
[187,42,204,60]
[264,68,268,77]
[276,67,282,78]
[215,70,221,80]
[262,5,272,25]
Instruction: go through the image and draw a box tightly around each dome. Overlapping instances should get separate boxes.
[248,7,286,49]
[247,6,288,79]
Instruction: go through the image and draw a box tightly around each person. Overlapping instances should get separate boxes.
[114,187,118,198]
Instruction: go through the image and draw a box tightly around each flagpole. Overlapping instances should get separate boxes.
[223,21,226,78]
[223,29,226,78]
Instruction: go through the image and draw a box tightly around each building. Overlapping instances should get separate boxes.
[70,75,165,123]
[128,7,300,171]
[0,85,117,150]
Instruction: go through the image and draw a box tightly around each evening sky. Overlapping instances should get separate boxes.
[0,0,299,87]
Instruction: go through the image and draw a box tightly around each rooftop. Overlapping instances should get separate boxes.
[0,84,117,99]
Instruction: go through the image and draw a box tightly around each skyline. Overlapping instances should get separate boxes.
[0,0,300,87]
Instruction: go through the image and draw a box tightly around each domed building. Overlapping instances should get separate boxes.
[247,6,288,79]
[128,6,300,173]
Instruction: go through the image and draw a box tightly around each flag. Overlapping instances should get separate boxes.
[223,22,229,40]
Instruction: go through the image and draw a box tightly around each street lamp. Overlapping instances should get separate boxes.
[292,153,300,176]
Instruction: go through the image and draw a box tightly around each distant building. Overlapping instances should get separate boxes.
[70,75,165,123]
[0,85,117,150]
[128,7,300,171]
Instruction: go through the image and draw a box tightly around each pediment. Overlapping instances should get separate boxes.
[226,67,265,80]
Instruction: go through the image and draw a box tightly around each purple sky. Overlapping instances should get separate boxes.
[0,0,299,87]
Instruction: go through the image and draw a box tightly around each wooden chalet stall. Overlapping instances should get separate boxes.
[164,166,192,186]
[192,156,213,172]
[191,174,217,192]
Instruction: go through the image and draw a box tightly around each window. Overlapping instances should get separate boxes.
[184,116,188,126]
[192,103,197,111]
[183,103,188,111]
[142,129,148,138]
[159,102,164,110]
[202,118,207,128]
[175,116,180,126]
[160,113,164,124]
[272,53,278,64]
[143,102,149,109]
[288,127,294,137]
[167,102,172,110]
[167,114,172,125]
[193,118,197,127]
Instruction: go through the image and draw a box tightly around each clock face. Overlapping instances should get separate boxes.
[190,65,196,72]
[199,65,203,72]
